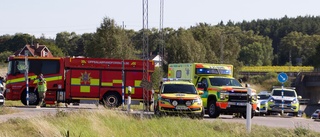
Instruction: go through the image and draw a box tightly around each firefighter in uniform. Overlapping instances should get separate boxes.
[36,74,47,107]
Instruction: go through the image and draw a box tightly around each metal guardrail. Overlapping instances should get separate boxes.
[299,99,310,105]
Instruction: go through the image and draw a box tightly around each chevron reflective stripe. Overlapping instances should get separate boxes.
[71,78,100,86]
[90,79,99,86]
[80,86,90,92]
[101,82,113,86]
[71,78,81,85]
[135,80,141,87]
[113,79,122,84]
[101,79,122,86]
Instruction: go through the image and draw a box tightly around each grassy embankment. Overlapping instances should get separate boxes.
[0,109,318,137]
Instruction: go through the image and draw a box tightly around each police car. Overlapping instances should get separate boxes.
[267,87,301,116]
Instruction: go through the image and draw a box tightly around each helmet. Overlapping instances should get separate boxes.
[39,74,44,80]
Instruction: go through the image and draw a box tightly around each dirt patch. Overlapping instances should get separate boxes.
[0,67,6,78]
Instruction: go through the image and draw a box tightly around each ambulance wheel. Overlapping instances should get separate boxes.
[208,100,220,118]
[21,90,39,105]
[103,92,121,108]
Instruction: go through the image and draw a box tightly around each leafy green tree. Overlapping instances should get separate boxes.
[85,17,136,59]
[280,32,320,65]
[3,33,34,52]
[0,51,13,66]
[238,31,273,66]
[166,28,206,63]
[55,32,80,56]
[307,43,320,68]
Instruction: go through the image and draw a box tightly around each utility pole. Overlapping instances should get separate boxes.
[159,0,164,74]
[142,0,150,112]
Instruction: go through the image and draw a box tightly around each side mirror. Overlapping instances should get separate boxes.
[298,96,302,99]
[197,83,207,91]
[238,78,243,83]
[245,83,250,88]
[198,90,204,95]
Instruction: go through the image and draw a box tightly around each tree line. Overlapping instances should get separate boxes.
[1,16,320,70]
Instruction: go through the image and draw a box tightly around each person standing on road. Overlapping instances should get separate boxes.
[36,73,47,107]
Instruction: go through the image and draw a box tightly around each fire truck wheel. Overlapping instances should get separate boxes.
[103,92,121,108]
[208,100,220,118]
[21,90,39,105]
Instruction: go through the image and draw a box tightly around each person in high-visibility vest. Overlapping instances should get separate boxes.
[36,73,47,107]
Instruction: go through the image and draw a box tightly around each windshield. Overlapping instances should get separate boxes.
[162,84,197,94]
[272,90,296,97]
[209,78,242,87]
[13,60,27,75]
[7,61,13,75]
[8,59,60,75]
[258,94,270,99]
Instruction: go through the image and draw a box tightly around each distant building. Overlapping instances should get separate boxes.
[152,55,162,67]
[14,43,53,57]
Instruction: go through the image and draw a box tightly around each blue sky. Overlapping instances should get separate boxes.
[0,0,319,38]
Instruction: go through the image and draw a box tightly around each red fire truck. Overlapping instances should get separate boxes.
[4,56,155,107]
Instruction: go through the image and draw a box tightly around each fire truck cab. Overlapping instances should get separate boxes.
[4,56,154,107]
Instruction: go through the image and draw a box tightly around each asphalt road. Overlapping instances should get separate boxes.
[2,104,320,133]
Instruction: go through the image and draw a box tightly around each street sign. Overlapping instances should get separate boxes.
[277,72,288,83]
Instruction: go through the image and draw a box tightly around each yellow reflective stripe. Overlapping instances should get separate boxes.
[101,82,113,86]
[80,86,90,92]
[125,87,135,94]
[46,76,62,82]
[71,78,81,85]
[33,76,62,84]
[134,80,141,87]
[90,79,99,86]
[113,79,122,84]
[7,77,25,84]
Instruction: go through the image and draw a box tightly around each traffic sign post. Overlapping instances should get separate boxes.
[277,72,288,116]
[24,50,29,106]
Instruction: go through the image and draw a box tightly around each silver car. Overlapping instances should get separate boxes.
[256,91,270,115]
[311,109,320,119]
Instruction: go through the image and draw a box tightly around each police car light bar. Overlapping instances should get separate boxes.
[272,86,296,90]
[162,78,192,82]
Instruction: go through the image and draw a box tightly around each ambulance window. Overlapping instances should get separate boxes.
[201,78,208,86]
[176,70,182,78]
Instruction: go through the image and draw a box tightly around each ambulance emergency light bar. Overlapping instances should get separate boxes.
[196,68,231,75]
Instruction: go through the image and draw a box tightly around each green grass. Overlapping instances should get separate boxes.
[0,109,318,137]
[4,101,24,107]
[0,106,19,115]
